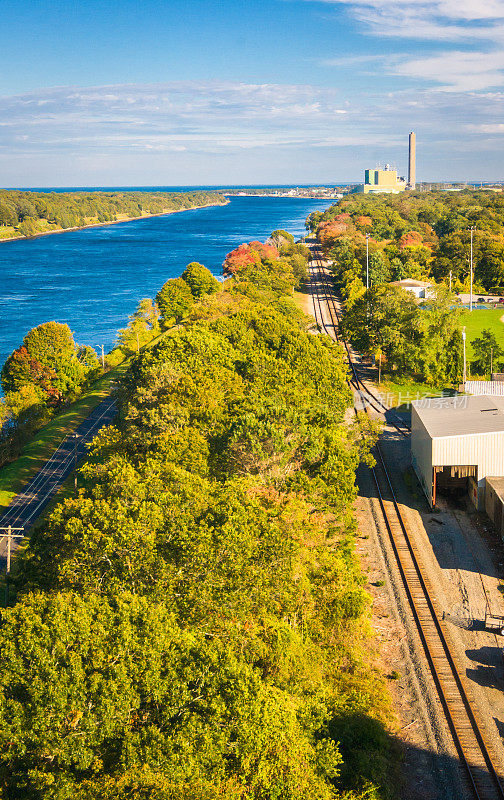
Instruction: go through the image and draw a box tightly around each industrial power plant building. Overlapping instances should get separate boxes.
[411,395,504,512]
[364,166,406,194]
[362,131,416,195]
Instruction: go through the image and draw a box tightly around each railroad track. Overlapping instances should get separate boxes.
[308,249,504,800]
[0,396,117,564]
[309,252,410,436]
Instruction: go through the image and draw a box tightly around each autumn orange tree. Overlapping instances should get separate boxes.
[1,321,96,405]
[222,241,278,275]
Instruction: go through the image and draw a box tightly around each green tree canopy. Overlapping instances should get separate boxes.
[343,284,462,385]
[318,189,504,291]
[155,278,194,325]
[116,298,161,353]
[471,328,504,375]
[0,189,226,240]
[180,262,220,298]
[268,229,295,250]
[1,322,88,402]
[4,241,392,800]
[0,592,340,800]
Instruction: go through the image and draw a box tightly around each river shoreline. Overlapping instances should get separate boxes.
[0,199,229,244]
[0,195,332,370]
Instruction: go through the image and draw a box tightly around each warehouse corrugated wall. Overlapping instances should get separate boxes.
[431,431,504,509]
[411,405,434,505]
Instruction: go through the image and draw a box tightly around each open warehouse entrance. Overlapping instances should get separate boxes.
[433,465,477,506]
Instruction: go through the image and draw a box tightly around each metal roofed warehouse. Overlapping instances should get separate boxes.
[411,395,504,509]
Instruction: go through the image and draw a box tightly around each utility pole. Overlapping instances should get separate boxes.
[366,233,370,290]
[469,226,475,313]
[449,270,452,293]
[72,433,80,495]
[462,326,467,385]
[491,346,494,377]
[101,344,105,370]
[136,330,140,354]
[1,525,24,605]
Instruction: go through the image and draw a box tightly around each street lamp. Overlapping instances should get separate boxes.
[462,326,467,386]
[365,233,370,290]
[469,226,475,313]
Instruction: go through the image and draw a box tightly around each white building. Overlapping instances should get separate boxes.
[363,165,406,195]
[389,278,433,299]
[464,381,504,397]
[411,395,504,509]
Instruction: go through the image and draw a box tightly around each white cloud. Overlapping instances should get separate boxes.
[312,0,504,40]
[0,81,361,160]
[471,123,504,133]
[392,50,504,91]
[322,54,386,67]
[315,0,504,92]
[1,79,503,184]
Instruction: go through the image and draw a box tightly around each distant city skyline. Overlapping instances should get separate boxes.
[1,0,504,186]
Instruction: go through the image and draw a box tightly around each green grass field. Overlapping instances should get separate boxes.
[461,307,504,361]
[378,377,450,412]
[380,309,504,400]
[0,361,129,512]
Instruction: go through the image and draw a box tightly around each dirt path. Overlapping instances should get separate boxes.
[293,288,314,317]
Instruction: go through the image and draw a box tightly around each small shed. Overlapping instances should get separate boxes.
[485,477,504,538]
[411,395,504,509]
[389,278,433,299]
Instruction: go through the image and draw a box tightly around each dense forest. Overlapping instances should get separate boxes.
[309,190,504,384]
[309,189,504,292]
[0,189,226,240]
[0,237,395,799]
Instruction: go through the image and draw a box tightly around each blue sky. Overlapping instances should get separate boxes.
[1,0,503,185]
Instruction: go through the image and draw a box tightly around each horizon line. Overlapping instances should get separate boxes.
[2,180,504,191]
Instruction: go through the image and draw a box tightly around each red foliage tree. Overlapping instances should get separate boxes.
[1,346,61,404]
[399,230,423,250]
[317,220,349,246]
[354,215,372,227]
[223,241,279,276]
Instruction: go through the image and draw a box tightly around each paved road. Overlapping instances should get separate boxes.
[0,396,117,564]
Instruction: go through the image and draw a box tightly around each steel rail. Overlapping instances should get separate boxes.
[308,251,504,800]
[309,256,409,435]
[0,398,117,524]
[3,398,116,502]
[311,252,411,433]
[0,397,117,557]
[371,441,504,800]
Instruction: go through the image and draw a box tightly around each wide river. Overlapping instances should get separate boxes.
[0,196,331,369]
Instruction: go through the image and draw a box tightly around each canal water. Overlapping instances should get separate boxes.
[0,195,331,368]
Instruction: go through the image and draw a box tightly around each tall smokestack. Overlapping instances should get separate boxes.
[408,131,416,189]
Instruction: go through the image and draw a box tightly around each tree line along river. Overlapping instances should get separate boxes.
[0,195,331,369]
